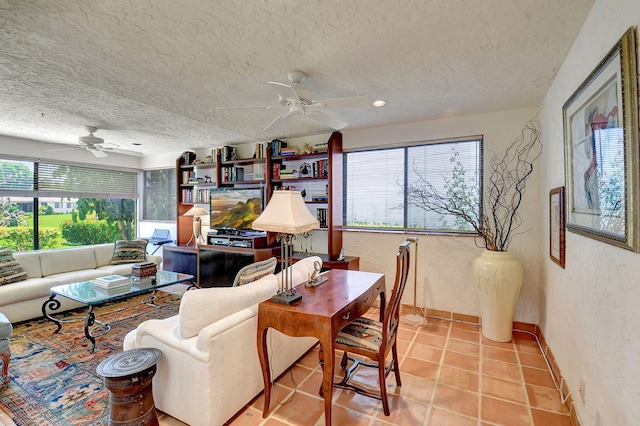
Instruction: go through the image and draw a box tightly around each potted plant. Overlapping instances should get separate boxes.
[406,118,542,341]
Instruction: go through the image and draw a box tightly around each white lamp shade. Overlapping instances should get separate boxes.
[184,207,208,216]
[252,190,319,234]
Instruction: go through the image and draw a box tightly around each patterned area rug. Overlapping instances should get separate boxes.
[0,289,183,426]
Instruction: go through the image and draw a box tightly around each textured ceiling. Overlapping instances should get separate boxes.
[0,0,594,157]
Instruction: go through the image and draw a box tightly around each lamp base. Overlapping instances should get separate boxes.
[270,292,302,305]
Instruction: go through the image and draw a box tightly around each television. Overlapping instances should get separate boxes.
[209,187,264,234]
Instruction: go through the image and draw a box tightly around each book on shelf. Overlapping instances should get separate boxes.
[279,147,297,156]
[317,208,327,227]
[270,139,287,156]
[253,143,265,159]
[222,146,237,161]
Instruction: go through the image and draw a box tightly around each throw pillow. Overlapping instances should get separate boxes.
[0,247,27,285]
[232,257,277,286]
[110,239,147,265]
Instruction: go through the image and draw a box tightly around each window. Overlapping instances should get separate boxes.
[344,137,483,232]
[0,159,138,251]
[143,168,176,221]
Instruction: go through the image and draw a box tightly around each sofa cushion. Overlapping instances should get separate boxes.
[93,243,117,267]
[111,239,147,264]
[179,274,278,338]
[232,257,277,286]
[0,247,27,285]
[0,277,60,305]
[13,251,42,278]
[40,246,97,276]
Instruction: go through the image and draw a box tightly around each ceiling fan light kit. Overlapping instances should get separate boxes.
[217,70,374,132]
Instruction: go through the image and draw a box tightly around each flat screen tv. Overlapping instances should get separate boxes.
[209,187,264,234]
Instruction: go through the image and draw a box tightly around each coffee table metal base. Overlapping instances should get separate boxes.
[42,295,111,353]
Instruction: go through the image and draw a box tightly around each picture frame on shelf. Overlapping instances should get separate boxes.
[562,27,639,252]
[549,187,565,268]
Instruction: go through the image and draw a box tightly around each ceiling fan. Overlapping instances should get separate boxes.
[45,126,142,158]
[217,70,373,132]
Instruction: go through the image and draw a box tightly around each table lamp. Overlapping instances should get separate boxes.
[184,206,207,246]
[252,190,319,304]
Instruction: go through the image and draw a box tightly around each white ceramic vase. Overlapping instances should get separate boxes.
[473,250,523,342]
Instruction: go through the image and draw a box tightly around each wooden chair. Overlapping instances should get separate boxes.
[334,241,411,415]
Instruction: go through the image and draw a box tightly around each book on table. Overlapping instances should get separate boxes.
[94,275,131,289]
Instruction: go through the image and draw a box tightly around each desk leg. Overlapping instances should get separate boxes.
[257,326,271,418]
[317,336,335,425]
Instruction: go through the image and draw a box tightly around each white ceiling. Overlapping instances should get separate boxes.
[0,0,594,157]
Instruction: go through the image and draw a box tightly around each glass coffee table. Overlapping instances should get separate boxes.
[42,270,194,353]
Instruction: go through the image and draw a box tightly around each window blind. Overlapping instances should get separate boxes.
[37,163,138,198]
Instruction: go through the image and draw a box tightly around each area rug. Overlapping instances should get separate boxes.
[0,289,183,426]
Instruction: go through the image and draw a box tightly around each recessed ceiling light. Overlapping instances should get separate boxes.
[373,100,386,108]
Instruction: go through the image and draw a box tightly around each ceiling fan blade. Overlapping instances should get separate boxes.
[268,81,299,101]
[109,148,144,157]
[264,111,293,132]
[42,146,78,153]
[306,110,348,130]
[311,96,373,109]
[88,147,108,158]
[216,105,284,111]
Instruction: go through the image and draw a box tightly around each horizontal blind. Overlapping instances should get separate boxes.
[345,137,482,232]
[38,163,137,198]
[0,159,35,196]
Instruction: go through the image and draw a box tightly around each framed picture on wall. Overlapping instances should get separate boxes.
[550,187,565,268]
[562,27,640,251]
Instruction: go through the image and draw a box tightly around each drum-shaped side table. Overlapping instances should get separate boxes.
[97,348,162,426]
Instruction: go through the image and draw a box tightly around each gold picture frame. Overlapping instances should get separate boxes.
[563,27,640,251]
[550,187,566,268]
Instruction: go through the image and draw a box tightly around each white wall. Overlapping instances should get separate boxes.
[341,107,542,324]
[539,1,640,424]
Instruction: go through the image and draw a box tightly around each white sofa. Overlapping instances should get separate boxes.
[123,256,321,426]
[0,243,162,323]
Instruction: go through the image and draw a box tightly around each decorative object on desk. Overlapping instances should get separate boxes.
[405,117,541,341]
[305,260,327,288]
[401,237,426,327]
[252,190,319,304]
[184,206,208,246]
[563,27,639,251]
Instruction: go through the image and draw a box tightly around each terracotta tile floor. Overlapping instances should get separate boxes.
[0,310,572,426]
[163,310,570,425]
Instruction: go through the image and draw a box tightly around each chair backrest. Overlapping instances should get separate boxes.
[232,257,278,286]
[382,241,411,351]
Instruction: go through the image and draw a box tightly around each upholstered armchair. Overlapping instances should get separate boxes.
[0,312,12,383]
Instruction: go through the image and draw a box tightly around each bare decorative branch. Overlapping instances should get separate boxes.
[407,118,542,251]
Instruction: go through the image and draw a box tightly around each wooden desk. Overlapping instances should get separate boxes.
[257,269,385,425]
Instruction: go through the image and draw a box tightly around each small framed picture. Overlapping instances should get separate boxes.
[550,187,566,268]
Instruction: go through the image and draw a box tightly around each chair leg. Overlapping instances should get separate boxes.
[0,350,9,384]
[378,359,391,416]
[392,343,402,386]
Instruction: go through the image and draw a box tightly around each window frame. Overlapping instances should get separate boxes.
[343,136,484,234]
[142,168,177,222]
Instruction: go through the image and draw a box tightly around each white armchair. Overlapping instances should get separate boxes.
[123,256,322,426]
